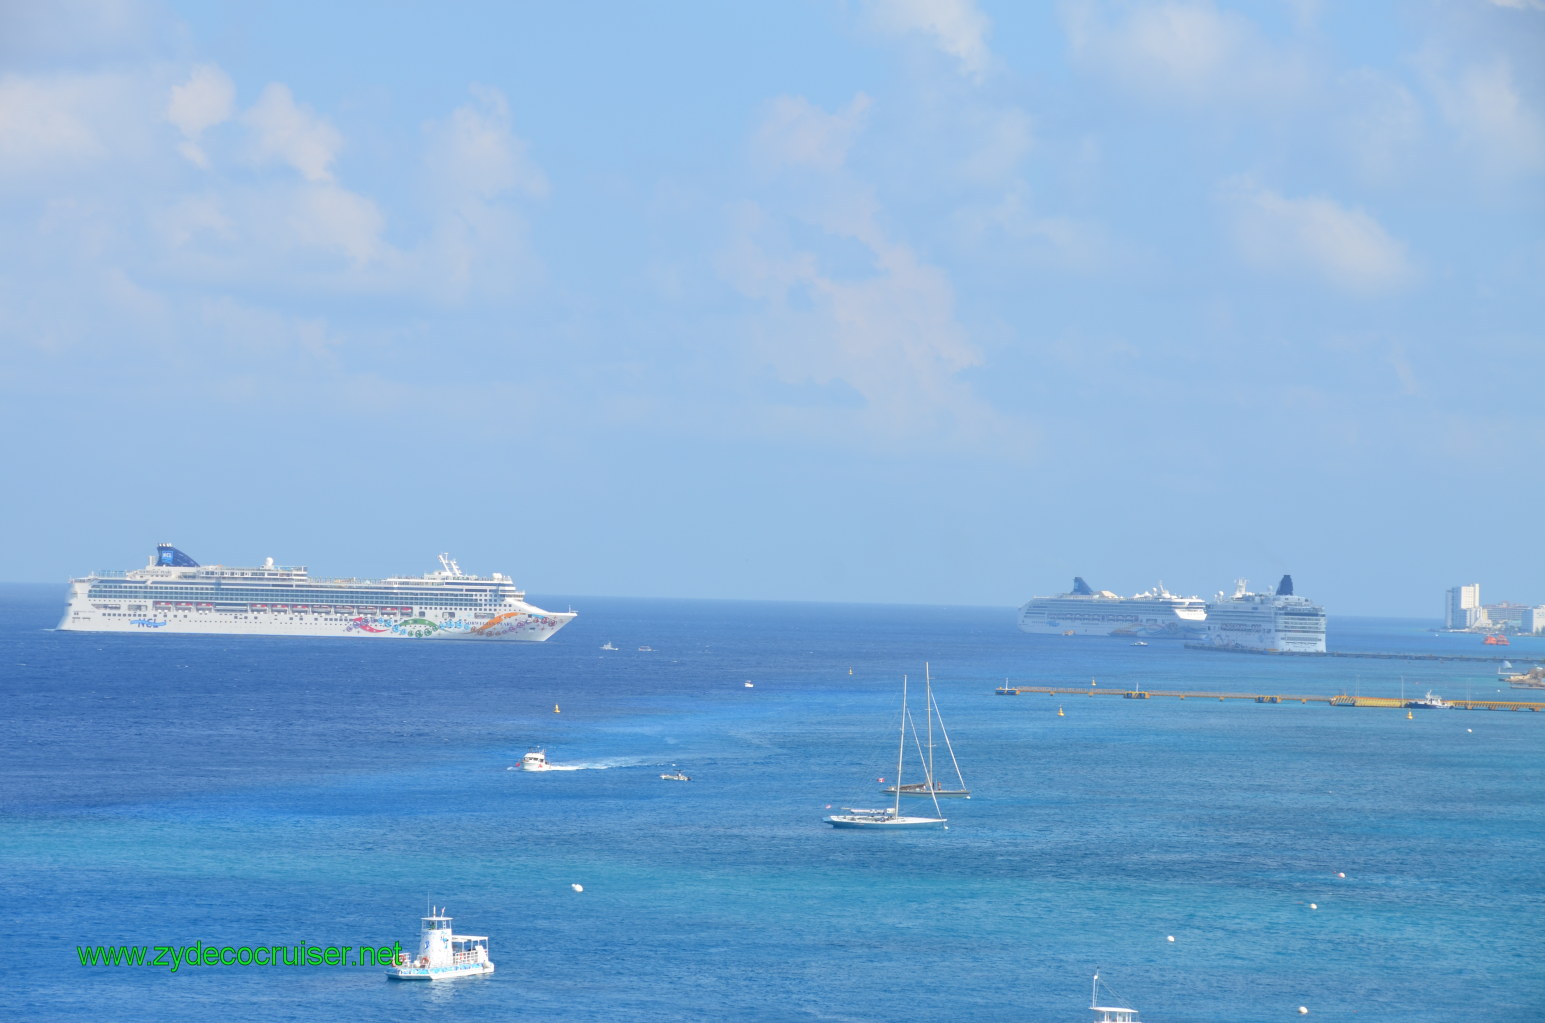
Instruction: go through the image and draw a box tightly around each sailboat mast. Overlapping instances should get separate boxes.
[931,685,968,793]
[925,662,935,793]
[894,674,908,816]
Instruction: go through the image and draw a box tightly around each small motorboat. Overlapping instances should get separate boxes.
[520,749,551,771]
[660,766,691,781]
[1130,641,1148,647]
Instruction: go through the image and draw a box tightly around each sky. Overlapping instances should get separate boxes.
[1,0,1541,617]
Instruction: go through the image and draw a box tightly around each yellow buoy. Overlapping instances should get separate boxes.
[1406,710,1412,720]
[554,704,561,713]
[1057,706,1064,717]
[848,667,853,676]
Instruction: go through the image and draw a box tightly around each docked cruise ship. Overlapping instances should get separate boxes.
[58,545,576,641]
[1017,577,1208,638]
[1202,575,1325,653]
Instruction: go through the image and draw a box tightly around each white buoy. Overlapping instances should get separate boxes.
[1299,1007,1309,1015]
[1166,935,1175,942]
[570,883,583,892]
[1467,728,1472,733]
[1309,903,1318,910]
[1337,872,1345,878]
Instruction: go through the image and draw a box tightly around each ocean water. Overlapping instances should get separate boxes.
[3,584,1542,1022]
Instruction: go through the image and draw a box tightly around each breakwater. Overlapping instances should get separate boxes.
[993,685,1544,713]
[1182,644,1522,664]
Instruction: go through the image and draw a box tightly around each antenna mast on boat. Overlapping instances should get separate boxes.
[925,662,935,791]
[894,675,908,818]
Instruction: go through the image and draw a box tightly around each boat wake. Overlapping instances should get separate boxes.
[506,757,647,772]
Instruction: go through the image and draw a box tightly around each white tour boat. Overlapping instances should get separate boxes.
[385,908,493,981]
[826,671,948,830]
[520,749,551,771]
[1089,971,1143,1023]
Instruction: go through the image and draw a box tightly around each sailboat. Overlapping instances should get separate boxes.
[881,663,969,798]
[825,673,948,829]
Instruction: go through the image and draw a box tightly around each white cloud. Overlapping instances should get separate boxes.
[242,83,343,182]
[0,72,141,176]
[953,184,1115,272]
[424,84,547,200]
[955,106,1032,183]
[1426,57,1545,178]
[1387,340,1420,396]
[419,86,548,300]
[1062,0,1310,104]
[723,198,995,444]
[751,93,871,172]
[166,64,234,168]
[866,0,994,82]
[1334,69,1424,184]
[281,184,387,265]
[1220,178,1412,294]
[155,193,234,248]
[0,0,159,67]
[723,95,1010,446]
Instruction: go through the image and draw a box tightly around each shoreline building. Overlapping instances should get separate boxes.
[1482,603,1545,635]
[1445,584,1482,630]
[1443,582,1545,634]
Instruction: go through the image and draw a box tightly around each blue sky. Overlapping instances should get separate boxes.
[1,0,1541,616]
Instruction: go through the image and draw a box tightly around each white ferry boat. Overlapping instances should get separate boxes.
[1018,577,1207,638]
[1088,971,1143,1023]
[1202,575,1326,653]
[58,545,576,641]
[385,908,493,981]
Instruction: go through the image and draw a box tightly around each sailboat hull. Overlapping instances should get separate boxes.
[825,814,947,829]
[882,784,971,797]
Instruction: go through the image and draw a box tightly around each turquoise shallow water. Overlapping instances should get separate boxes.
[2,585,1542,1021]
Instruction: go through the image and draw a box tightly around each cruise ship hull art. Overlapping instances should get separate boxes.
[59,546,576,642]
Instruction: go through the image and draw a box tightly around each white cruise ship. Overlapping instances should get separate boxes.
[59,545,576,642]
[1202,575,1325,653]
[1017,577,1207,638]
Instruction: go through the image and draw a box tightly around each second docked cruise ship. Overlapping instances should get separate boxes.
[1202,575,1326,653]
[1018,577,1208,638]
[59,545,576,641]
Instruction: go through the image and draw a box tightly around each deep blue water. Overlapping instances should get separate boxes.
[3,584,1542,1021]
